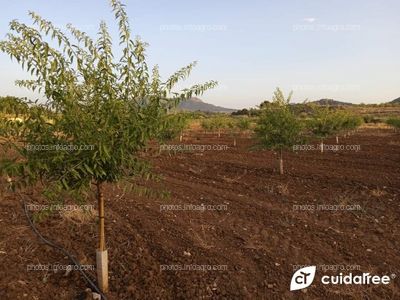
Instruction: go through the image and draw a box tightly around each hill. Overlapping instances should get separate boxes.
[388,97,400,104]
[178,97,236,113]
[311,99,353,106]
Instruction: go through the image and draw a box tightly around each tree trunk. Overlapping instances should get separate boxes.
[218,129,221,138]
[320,140,324,153]
[179,130,183,142]
[336,135,339,144]
[233,137,237,147]
[96,182,108,292]
[279,149,283,175]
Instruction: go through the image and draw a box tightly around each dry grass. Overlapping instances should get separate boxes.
[370,188,387,197]
[360,123,390,129]
[276,183,289,196]
[335,193,354,205]
[60,207,96,224]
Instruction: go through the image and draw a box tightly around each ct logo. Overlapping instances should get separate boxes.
[290,266,316,291]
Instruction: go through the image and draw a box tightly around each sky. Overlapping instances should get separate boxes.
[0,0,399,109]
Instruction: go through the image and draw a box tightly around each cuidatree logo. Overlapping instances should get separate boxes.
[290,266,394,291]
[290,266,316,291]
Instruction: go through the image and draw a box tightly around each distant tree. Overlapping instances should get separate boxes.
[307,105,340,153]
[329,110,348,143]
[340,112,363,138]
[237,117,251,133]
[225,119,239,146]
[363,115,380,124]
[259,100,272,109]
[231,108,249,116]
[200,118,215,133]
[157,113,189,144]
[386,117,400,132]
[226,117,251,146]
[0,0,216,292]
[250,108,261,116]
[211,116,227,138]
[255,88,303,175]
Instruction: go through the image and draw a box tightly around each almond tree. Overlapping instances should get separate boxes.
[331,111,362,142]
[0,0,216,292]
[237,117,251,137]
[226,119,238,146]
[177,114,190,142]
[331,110,347,144]
[157,113,189,149]
[226,117,251,146]
[341,113,363,137]
[211,116,227,138]
[255,88,303,175]
[308,105,339,153]
[386,117,400,131]
[200,118,215,134]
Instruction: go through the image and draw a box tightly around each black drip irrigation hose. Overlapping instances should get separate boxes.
[21,197,108,300]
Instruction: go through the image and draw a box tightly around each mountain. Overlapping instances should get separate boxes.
[311,99,353,106]
[388,97,400,104]
[178,97,236,113]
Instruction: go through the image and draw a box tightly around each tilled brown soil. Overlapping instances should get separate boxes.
[0,128,399,299]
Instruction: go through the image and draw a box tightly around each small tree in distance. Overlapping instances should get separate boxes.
[212,116,227,138]
[386,117,400,132]
[157,113,189,144]
[0,0,217,292]
[226,119,238,146]
[341,113,363,137]
[255,88,303,175]
[228,117,251,146]
[156,113,189,155]
[308,105,339,153]
[331,110,347,144]
[237,117,251,135]
[200,118,215,134]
